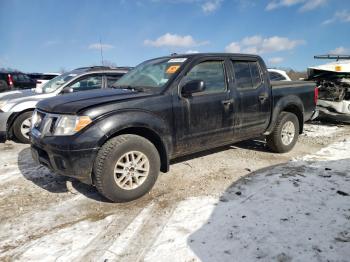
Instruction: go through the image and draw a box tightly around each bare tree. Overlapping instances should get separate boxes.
[58,67,68,74]
[102,60,117,67]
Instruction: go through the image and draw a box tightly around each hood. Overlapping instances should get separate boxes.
[308,60,350,73]
[0,89,36,101]
[0,89,52,103]
[0,89,55,112]
[37,88,154,114]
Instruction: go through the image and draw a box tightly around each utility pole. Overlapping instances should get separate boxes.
[99,37,104,66]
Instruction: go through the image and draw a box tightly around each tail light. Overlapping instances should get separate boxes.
[314,86,319,105]
[7,74,14,88]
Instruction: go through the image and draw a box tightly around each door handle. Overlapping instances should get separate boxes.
[222,99,234,105]
[258,93,268,102]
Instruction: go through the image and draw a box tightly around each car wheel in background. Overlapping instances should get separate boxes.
[13,111,33,144]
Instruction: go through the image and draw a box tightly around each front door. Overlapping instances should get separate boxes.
[174,59,235,154]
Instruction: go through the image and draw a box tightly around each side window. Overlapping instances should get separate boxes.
[250,62,262,88]
[232,61,262,89]
[23,75,32,81]
[12,75,18,81]
[69,75,102,91]
[269,72,285,81]
[106,74,123,87]
[232,62,252,89]
[183,61,226,94]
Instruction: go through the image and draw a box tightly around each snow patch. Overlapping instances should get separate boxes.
[16,215,116,262]
[303,124,339,138]
[144,140,350,262]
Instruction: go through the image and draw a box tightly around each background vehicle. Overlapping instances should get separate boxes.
[28,73,60,90]
[0,66,130,143]
[268,69,292,81]
[31,53,318,202]
[0,71,36,92]
[308,55,350,123]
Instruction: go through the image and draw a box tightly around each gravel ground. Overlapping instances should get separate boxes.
[0,122,349,261]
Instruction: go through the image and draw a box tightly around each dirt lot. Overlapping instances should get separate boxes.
[0,122,349,261]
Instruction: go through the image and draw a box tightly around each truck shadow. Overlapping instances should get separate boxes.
[187,158,350,262]
[17,147,112,202]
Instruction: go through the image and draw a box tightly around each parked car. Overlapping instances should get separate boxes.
[268,69,292,81]
[0,71,36,92]
[30,53,318,202]
[28,73,60,90]
[0,66,130,143]
[307,55,350,123]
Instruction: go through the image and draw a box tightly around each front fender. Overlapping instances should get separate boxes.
[10,101,39,112]
[94,110,173,173]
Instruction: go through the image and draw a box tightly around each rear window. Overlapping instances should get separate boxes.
[232,62,252,89]
[41,74,58,80]
[250,62,262,88]
[28,74,43,80]
[232,61,262,89]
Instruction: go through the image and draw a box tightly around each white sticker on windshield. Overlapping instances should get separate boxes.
[168,58,187,63]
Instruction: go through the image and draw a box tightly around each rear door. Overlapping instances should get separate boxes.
[230,59,271,136]
[173,58,235,154]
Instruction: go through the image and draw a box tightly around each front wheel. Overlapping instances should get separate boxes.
[266,112,299,153]
[13,111,33,144]
[93,134,160,202]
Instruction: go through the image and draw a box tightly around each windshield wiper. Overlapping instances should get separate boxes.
[112,85,144,92]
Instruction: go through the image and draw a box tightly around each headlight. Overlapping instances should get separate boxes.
[31,110,41,129]
[54,115,92,136]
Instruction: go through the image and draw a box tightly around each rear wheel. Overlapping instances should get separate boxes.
[266,112,299,153]
[93,134,160,202]
[13,111,33,144]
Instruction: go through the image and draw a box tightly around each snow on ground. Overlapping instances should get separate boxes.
[16,215,116,262]
[302,123,340,138]
[145,140,350,262]
[0,124,349,261]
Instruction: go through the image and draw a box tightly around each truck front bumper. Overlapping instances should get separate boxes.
[31,135,99,185]
[0,111,11,142]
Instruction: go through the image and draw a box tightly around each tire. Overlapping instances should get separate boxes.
[266,112,299,153]
[93,134,160,202]
[13,111,33,144]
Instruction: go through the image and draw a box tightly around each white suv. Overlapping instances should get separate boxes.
[0,66,130,143]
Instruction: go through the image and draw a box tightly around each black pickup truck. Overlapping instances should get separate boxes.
[30,53,318,202]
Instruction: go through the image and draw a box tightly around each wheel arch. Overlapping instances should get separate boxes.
[282,104,303,134]
[97,126,170,173]
[7,108,35,137]
[265,96,304,135]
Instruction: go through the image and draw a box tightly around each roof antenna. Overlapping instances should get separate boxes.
[99,36,104,66]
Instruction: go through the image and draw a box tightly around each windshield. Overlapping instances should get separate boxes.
[114,57,187,90]
[40,72,78,93]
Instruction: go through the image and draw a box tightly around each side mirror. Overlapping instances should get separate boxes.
[181,80,205,97]
[61,88,73,94]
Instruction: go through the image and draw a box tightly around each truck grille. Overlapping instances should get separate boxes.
[31,110,59,137]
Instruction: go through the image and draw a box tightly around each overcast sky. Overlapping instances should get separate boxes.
[0,0,349,72]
